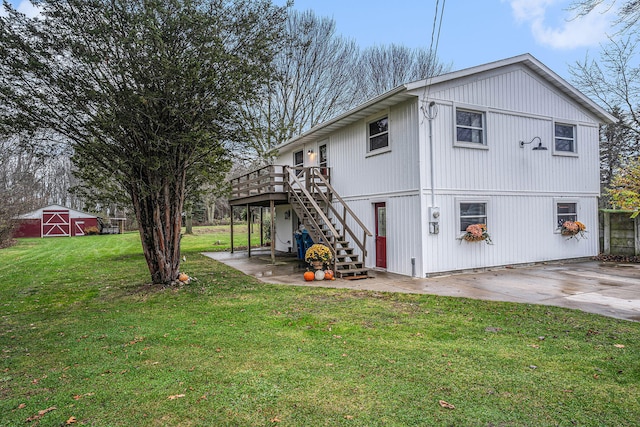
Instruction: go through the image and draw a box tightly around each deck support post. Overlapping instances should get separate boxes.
[270,200,276,264]
[603,211,611,255]
[260,208,264,247]
[230,206,234,254]
[247,204,251,258]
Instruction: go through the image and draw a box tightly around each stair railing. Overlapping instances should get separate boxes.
[285,167,339,271]
[307,168,373,260]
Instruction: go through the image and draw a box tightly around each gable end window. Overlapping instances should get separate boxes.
[555,123,576,153]
[456,109,485,145]
[368,116,389,152]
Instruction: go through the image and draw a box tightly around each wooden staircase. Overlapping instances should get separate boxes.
[286,167,372,279]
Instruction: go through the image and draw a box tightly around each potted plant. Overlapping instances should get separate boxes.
[304,243,332,270]
[460,223,492,244]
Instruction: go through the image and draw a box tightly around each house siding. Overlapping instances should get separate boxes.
[273,56,609,278]
[423,195,598,274]
[416,65,602,275]
[336,193,422,277]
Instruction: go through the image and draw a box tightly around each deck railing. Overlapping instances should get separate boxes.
[229,165,286,201]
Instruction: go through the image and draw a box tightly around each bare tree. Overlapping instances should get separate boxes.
[570,37,640,207]
[354,44,451,104]
[569,0,640,33]
[0,138,46,245]
[600,107,638,206]
[570,38,640,137]
[241,10,359,163]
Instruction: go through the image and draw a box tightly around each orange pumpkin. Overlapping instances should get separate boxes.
[178,273,189,282]
[324,270,334,280]
[303,271,315,281]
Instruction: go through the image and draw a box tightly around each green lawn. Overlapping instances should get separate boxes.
[1,228,639,426]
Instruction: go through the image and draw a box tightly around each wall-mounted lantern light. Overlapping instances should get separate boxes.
[307,149,314,155]
[519,136,547,151]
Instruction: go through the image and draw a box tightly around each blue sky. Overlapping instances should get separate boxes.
[4,0,617,81]
[279,0,617,81]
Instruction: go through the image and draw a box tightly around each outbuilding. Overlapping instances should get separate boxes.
[14,204,99,238]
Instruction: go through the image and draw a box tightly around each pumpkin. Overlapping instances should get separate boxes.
[178,273,189,282]
[324,270,334,280]
[315,269,325,281]
[303,271,315,281]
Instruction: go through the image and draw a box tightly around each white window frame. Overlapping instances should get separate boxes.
[453,104,488,150]
[366,112,391,156]
[553,122,578,156]
[554,198,579,233]
[456,198,490,235]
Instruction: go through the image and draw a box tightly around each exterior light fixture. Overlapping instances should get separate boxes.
[307,149,314,155]
[519,136,547,151]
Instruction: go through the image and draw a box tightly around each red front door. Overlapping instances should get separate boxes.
[375,203,387,269]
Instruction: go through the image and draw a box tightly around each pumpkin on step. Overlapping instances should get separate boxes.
[324,270,334,280]
[303,271,315,281]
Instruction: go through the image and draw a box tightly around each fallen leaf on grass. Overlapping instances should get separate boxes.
[66,416,77,424]
[18,403,26,409]
[439,400,455,409]
[270,416,281,422]
[26,406,56,422]
[168,394,185,400]
[344,415,354,419]
[614,344,625,348]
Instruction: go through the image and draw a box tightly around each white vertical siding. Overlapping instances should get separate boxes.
[429,108,600,195]
[335,194,422,277]
[330,99,420,198]
[423,194,599,274]
[427,66,598,123]
[273,60,604,277]
[274,205,294,253]
[416,63,602,275]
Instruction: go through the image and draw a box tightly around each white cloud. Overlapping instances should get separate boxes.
[506,0,616,49]
[0,1,41,18]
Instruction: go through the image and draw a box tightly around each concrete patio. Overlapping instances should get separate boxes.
[203,250,640,322]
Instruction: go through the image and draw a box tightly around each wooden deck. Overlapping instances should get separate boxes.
[229,165,289,207]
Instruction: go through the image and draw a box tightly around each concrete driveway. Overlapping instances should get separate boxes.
[204,250,640,322]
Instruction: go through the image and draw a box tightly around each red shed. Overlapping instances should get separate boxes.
[14,204,99,238]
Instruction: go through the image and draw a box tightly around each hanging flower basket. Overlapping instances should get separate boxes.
[460,224,492,244]
[560,221,587,240]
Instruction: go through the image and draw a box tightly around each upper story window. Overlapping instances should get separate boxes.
[456,108,485,145]
[368,116,389,152]
[554,123,576,153]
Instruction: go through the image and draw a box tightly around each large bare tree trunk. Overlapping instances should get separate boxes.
[130,171,186,285]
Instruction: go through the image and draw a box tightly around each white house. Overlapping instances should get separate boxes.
[229,54,616,278]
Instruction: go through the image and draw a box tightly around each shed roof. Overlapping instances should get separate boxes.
[18,204,98,220]
[276,53,616,152]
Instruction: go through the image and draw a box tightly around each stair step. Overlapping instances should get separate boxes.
[336,268,370,278]
[336,259,363,266]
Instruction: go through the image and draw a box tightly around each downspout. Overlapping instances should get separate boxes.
[417,99,431,278]
[428,101,436,207]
